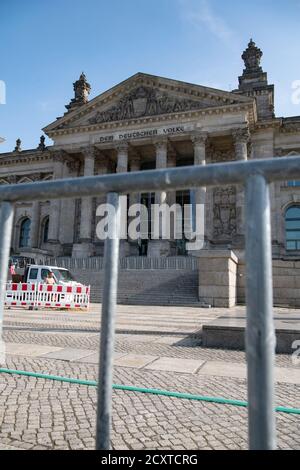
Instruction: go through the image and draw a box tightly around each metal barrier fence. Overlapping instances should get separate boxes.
[1,156,300,450]
[4,283,90,309]
[43,256,199,271]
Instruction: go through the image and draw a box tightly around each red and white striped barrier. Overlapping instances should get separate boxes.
[5,283,37,307]
[36,284,90,309]
[5,283,90,310]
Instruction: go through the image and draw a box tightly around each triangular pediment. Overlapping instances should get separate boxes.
[43,73,255,135]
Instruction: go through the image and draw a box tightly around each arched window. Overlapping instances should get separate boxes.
[42,217,49,243]
[19,218,31,248]
[286,206,300,251]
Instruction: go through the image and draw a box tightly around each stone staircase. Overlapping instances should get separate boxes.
[44,257,200,306]
[73,269,199,306]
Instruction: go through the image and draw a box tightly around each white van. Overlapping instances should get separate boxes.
[23,265,82,287]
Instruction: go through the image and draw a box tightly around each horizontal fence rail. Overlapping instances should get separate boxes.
[1,155,300,451]
[0,156,298,202]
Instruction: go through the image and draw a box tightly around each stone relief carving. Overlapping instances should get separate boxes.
[89,86,211,124]
[281,122,300,134]
[209,149,235,163]
[213,186,237,239]
[0,173,53,185]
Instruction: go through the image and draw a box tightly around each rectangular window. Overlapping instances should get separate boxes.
[287,181,300,187]
[41,269,50,281]
[286,230,300,240]
[28,268,38,280]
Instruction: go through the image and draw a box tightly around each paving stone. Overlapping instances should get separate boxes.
[197,361,247,379]
[153,336,187,345]
[5,343,63,357]
[40,348,97,361]
[114,354,158,369]
[145,357,205,374]
[76,352,127,364]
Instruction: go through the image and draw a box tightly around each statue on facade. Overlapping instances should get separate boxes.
[65,72,91,112]
[242,39,263,73]
[14,138,21,152]
[37,135,46,151]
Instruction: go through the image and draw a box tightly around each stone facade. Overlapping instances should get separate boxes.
[1,40,300,306]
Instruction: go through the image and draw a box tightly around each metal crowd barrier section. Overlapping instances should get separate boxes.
[1,156,300,451]
[5,283,37,308]
[4,283,90,309]
[36,284,90,309]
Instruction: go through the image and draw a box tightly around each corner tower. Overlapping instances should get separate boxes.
[237,39,274,120]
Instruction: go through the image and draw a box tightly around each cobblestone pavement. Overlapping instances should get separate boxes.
[0,305,299,450]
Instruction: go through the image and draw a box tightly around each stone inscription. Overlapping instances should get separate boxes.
[98,125,186,143]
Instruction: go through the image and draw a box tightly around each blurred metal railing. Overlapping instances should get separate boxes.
[1,155,300,450]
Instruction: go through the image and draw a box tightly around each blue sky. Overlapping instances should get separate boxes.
[0,0,299,153]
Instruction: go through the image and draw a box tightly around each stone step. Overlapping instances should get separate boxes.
[71,268,199,306]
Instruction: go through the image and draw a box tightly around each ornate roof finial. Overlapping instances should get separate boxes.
[37,135,46,151]
[14,138,21,152]
[65,72,91,112]
[238,39,274,119]
[242,39,263,74]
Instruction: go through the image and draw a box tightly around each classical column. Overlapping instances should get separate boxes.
[80,147,95,241]
[48,152,64,256]
[167,151,177,206]
[148,139,170,257]
[155,140,168,205]
[116,142,129,173]
[189,133,208,255]
[167,152,177,249]
[233,128,250,244]
[30,201,40,248]
[72,146,96,258]
[233,128,249,161]
[116,142,130,257]
[128,156,141,255]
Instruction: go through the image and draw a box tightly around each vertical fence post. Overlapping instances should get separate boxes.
[0,202,14,338]
[245,174,276,450]
[96,192,120,450]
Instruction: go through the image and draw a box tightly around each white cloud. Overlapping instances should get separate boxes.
[178,0,235,44]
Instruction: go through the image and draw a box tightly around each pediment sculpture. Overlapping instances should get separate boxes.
[89,86,211,124]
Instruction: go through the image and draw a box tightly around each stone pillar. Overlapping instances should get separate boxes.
[116,142,129,173]
[198,250,239,307]
[48,152,64,256]
[128,156,141,256]
[30,201,40,248]
[72,147,96,258]
[79,148,95,241]
[188,133,208,256]
[93,162,109,257]
[233,128,249,161]
[167,152,177,207]
[155,140,168,205]
[116,142,130,257]
[168,152,177,252]
[233,128,249,244]
[148,139,170,257]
